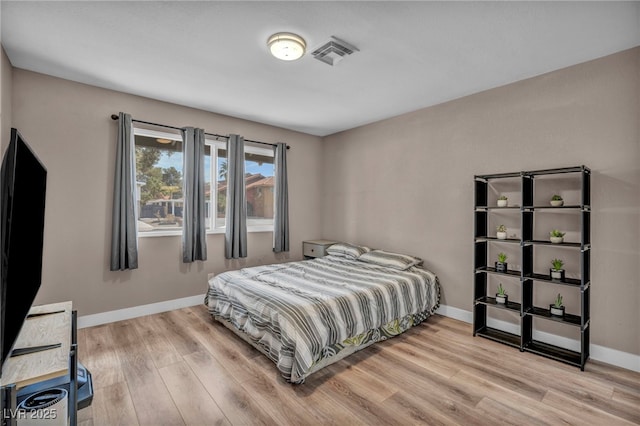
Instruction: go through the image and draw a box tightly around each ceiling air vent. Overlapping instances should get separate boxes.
[312,36,359,66]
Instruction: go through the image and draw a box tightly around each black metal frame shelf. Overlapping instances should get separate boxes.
[528,273,584,287]
[475,326,521,349]
[523,205,589,211]
[476,206,522,210]
[524,341,583,367]
[476,266,522,277]
[525,307,583,327]
[475,237,522,244]
[525,240,585,248]
[475,296,522,312]
[473,165,591,371]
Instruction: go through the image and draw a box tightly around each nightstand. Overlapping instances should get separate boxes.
[303,240,338,259]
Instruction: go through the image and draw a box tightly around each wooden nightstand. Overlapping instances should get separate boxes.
[303,240,338,259]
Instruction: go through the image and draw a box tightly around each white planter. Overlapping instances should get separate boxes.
[550,269,565,280]
[496,231,507,240]
[550,236,564,244]
[497,199,508,207]
[495,294,508,304]
[550,305,565,317]
[550,200,564,207]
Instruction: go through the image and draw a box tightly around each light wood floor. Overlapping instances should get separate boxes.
[76,306,640,425]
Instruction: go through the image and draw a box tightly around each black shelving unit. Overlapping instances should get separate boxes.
[473,166,591,370]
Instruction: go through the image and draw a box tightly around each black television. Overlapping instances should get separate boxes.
[0,128,47,375]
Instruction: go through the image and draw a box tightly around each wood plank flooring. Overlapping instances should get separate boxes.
[77,306,640,425]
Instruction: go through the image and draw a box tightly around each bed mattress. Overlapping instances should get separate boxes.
[206,255,440,383]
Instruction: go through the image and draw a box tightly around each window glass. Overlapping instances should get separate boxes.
[211,144,275,230]
[134,128,275,236]
[245,150,275,227]
[134,132,183,235]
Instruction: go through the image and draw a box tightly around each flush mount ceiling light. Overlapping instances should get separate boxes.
[267,32,306,61]
[156,138,173,144]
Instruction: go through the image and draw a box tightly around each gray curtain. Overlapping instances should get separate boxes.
[182,127,207,262]
[225,134,247,258]
[273,143,289,252]
[110,112,138,270]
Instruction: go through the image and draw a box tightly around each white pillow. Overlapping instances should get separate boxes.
[326,243,371,259]
[359,249,423,270]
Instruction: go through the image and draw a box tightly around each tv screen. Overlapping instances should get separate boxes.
[0,128,47,374]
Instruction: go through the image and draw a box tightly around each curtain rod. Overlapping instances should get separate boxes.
[110,114,289,149]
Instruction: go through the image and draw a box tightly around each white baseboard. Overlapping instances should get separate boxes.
[77,294,206,329]
[435,304,640,373]
[435,304,473,323]
[79,299,639,373]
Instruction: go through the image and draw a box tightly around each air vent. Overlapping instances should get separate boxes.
[312,36,359,66]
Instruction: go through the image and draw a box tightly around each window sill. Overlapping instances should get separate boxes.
[138,227,273,238]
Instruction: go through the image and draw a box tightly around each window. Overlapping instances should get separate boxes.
[134,128,184,236]
[134,127,275,236]
[207,141,275,232]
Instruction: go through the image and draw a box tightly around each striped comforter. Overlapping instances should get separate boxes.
[206,255,440,383]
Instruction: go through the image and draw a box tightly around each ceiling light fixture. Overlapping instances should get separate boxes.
[267,32,306,61]
[156,138,172,144]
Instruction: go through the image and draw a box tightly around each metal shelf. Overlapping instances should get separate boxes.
[475,296,521,313]
[524,340,582,368]
[525,306,583,328]
[475,327,521,349]
[473,165,590,371]
[476,266,522,278]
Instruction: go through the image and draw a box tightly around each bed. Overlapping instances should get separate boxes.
[205,244,440,383]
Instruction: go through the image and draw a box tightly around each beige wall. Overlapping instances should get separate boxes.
[0,45,12,152]
[11,69,324,316]
[321,47,640,356]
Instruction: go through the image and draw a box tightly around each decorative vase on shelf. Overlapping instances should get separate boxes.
[550,294,565,317]
[495,252,508,272]
[497,196,508,207]
[550,195,564,207]
[550,304,565,317]
[496,225,507,240]
[550,258,565,281]
[496,283,508,304]
[549,229,565,244]
[495,261,508,272]
[550,268,565,281]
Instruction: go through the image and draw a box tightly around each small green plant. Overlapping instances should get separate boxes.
[498,195,508,201]
[497,283,507,296]
[549,229,565,238]
[497,225,507,233]
[497,252,507,263]
[551,258,564,270]
[551,194,563,201]
[553,293,563,308]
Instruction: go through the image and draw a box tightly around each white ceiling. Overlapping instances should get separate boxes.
[2,1,639,137]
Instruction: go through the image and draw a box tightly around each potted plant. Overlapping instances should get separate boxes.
[495,283,508,304]
[550,194,564,207]
[549,293,565,317]
[549,229,565,244]
[495,252,508,272]
[497,195,508,207]
[496,225,507,240]
[550,258,565,281]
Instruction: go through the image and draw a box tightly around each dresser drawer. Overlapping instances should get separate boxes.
[303,240,337,258]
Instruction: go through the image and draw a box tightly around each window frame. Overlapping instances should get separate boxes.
[207,140,275,234]
[134,127,183,238]
[133,126,275,238]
